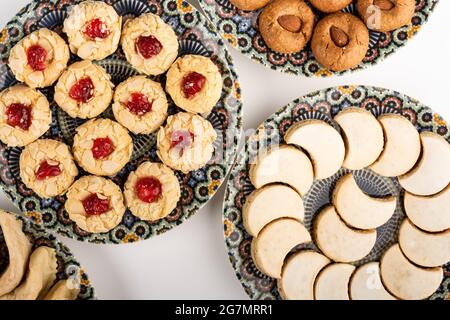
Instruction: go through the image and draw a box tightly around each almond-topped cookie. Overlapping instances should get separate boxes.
[124,162,181,221]
[54,60,114,119]
[157,112,217,173]
[19,139,78,198]
[8,28,70,88]
[63,1,122,61]
[121,13,178,76]
[0,84,51,147]
[65,175,126,233]
[166,55,222,114]
[112,76,168,134]
[72,118,133,177]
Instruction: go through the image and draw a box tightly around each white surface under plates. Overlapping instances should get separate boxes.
[1,0,449,300]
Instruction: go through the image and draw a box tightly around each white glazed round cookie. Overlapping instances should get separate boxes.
[0,84,51,147]
[157,112,217,173]
[124,161,181,221]
[278,251,330,300]
[63,0,122,60]
[54,60,114,119]
[251,218,311,279]
[349,262,397,300]
[380,244,443,300]
[112,76,168,134]
[121,13,178,76]
[65,175,126,233]
[72,118,133,176]
[8,28,70,88]
[314,206,377,263]
[166,55,222,114]
[19,139,78,198]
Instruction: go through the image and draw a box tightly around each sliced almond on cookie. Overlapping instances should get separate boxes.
[251,218,311,279]
[278,251,330,300]
[284,120,345,180]
[249,145,313,196]
[333,173,396,229]
[370,114,421,177]
[398,219,450,268]
[314,263,355,300]
[404,185,450,232]
[380,244,443,300]
[314,206,377,263]
[349,262,396,300]
[334,107,384,170]
[398,132,450,196]
[243,184,305,237]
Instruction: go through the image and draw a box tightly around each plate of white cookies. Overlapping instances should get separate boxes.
[223,85,449,300]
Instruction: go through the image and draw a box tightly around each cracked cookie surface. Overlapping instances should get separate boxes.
[357,0,415,32]
[311,13,369,71]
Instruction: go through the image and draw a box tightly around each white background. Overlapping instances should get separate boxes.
[1,0,449,299]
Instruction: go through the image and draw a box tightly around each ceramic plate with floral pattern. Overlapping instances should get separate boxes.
[200,0,439,76]
[0,0,242,244]
[223,85,449,299]
[0,211,95,299]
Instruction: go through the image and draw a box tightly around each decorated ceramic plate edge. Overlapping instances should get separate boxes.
[199,0,439,77]
[0,211,96,300]
[222,85,450,300]
[0,0,243,244]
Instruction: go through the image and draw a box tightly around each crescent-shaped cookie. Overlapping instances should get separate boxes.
[314,206,377,263]
[249,144,314,196]
[334,107,384,170]
[0,246,57,300]
[278,251,330,300]
[349,262,396,300]
[284,120,345,180]
[404,185,450,233]
[398,219,450,268]
[251,218,311,279]
[370,114,421,177]
[0,212,32,297]
[333,173,396,229]
[380,244,443,300]
[243,184,305,237]
[43,280,80,300]
[314,263,355,300]
[398,132,450,196]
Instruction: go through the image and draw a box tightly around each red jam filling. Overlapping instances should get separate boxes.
[170,130,194,149]
[6,103,32,130]
[91,137,115,160]
[84,18,110,40]
[135,177,162,203]
[125,92,152,116]
[136,35,163,59]
[82,193,110,216]
[35,160,62,181]
[26,44,47,71]
[69,77,95,103]
[182,72,206,99]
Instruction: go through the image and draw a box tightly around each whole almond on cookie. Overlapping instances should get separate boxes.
[374,0,395,10]
[277,15,302,33]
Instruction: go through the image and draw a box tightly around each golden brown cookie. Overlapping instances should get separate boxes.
[259,0,315,54]
[311,13,369,71]
[356,0,415,32]
[230,0,270,11]
[309,0,352,13]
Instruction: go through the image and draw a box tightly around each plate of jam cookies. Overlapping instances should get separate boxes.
[200,0,439,76]
[223,85,449,300]
[0,0,242,244]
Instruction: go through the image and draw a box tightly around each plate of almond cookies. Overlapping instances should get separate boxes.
[0,0,242,243]
[223,85,449,300]
[200,0,439,75]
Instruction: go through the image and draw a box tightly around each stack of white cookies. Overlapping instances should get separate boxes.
[243,107,450,300]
